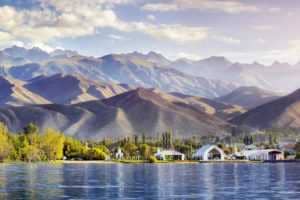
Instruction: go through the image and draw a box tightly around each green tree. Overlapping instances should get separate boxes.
[85,148,107,160]
[23,123,39,135]
[0,123,12,161]
[123,143,138,159]
[64,136,86,160]
[139,144,152,159]
[41,129,65,160]
[21,142,43,162]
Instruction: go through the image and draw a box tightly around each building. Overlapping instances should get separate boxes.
[192,145,225,161]
[115,147,124,160]
[154,149,185,160]
[242,149,284,161]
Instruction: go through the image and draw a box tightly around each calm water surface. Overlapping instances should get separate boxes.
[0,163,300,199]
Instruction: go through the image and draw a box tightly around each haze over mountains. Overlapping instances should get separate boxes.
[1,46,236,98]
[216,86,281,109]
[1,46,299,95]
[170,56,300,93]
[0,45,299,139]
[232,89,300,130]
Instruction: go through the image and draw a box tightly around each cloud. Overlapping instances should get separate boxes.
[257,40,300,64]
[176,52,201,60]
[142,3,178,12]
[256,38,265,44]
[252,25,274,31]
[142,0,259,14]
[132,23,208,43]
[0,0,211,48]
[108,34,126,40]
[268,7,281,13]
[147,14,156,21]
[213,35,241,45]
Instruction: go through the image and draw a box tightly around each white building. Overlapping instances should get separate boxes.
[241,149,284,161]
[115,147,124,160]
[155,149,185,160]
[192,145,225,161]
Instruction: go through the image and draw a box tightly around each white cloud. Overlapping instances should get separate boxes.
[213,35,241,45]
[27,42,55,52]
[147,14,156,21]
[268,7,281,13]
[143,3,178,12]
[108,34,126,40]
[256,40,300,64]
[176,52,201,60]
[0,0,211,47]
[142,0,259,14]
[256,38,265,44]
[132,23,208,43]
[0,31,14,42]
[252,25,273,31]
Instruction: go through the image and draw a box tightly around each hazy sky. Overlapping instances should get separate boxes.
[0,0,299,64]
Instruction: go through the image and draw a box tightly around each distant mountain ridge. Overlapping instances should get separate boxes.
[216,86,281,109]
[1,46,236,98]
[231,89,300,129]
[169,56,300,93]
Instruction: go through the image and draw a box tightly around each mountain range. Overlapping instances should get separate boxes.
[0,74,130,106]
[0,46,236,98]
[231,89,300,130]
[0,88,235,139]
[216,86,281,109]
[0,46,299,139]
[169,56,300,93]
[2,46,300,96]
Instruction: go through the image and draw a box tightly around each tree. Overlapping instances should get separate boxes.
[134,135,139,145]
[41,129,65,160]
[0,123,12,161]
[64,136,86,159]
[123,143,138,159]
[94,144,110,155]
[139,144,152,159]
[23,123,39,135]
[162,130,173,149]
[21,142,43,162]
[85,148,107,160]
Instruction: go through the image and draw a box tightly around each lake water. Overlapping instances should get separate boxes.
[0,163,300,199]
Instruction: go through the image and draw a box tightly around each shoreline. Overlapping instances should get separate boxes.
[1,160,300,164]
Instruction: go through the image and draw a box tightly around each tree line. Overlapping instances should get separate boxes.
[1,123,300,162]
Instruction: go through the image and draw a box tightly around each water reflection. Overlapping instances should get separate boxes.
[0,163,300,199]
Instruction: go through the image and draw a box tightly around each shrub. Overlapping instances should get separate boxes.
[148,156,157,163]
[86,148,107,160]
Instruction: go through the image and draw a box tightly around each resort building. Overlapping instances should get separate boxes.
[154,149,185,160]
[241,149,284,161]
[192,145,225,161]
[115,147,124,160]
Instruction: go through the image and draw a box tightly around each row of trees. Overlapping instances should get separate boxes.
[0,123,109,162]
[1,123,300,162]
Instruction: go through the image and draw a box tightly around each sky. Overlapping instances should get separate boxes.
[0,0,299,64]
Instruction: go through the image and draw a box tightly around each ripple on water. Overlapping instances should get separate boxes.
[0,163,300,199]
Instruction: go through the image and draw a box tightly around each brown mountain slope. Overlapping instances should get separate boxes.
[216,86,281,109]
[231,89,300,129]
[0,88,231,140]
[101,88,231,137]
[0,76,50,106]
[171,92,245,120]
[25,74,129,104]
